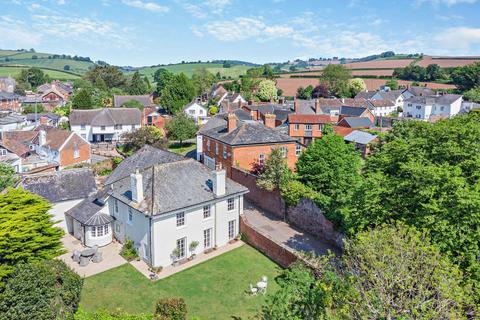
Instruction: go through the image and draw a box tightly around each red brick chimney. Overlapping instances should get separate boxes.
[227,113,237,133]
[225,100,230,112]
[264,113,276,129]
[294,99,299,113]
[315,99,321,114]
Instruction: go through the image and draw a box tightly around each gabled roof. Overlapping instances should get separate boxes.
[338,117,373,128]
[288,114,333,124]
[406,86,434,97]
[340,106,368,117]
[104,145,184,185]
[0,113,25,125]
[0,130,37,157]
[202,120,295,146]
[69,108,141,126]
[19,168,97,203]
[367,99,395,108]
[183,101,208,111]
[404,94,462,105]
[113,95,153,108]
[198,110,252,134]
[26,113,61,122]
[355,91,376,100]
[344,130,377,145]
[0,92,21,101]
[375,90,404,103]
[34,125,73,150]
[109,158,248,216]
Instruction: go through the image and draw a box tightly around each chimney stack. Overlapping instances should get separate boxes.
[294,99,299,113]
[212,163,226,197]
[237,100,242,109]
[225,100,230,113]
[315,99,321,114]
[264,113,276,128]
[38,129,47,146]
[227,113,237,133]
[130,168,144,203]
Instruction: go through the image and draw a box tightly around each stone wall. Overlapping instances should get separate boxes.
[231,167,285,219]
[287,198,344,249]
[240,216,297,268]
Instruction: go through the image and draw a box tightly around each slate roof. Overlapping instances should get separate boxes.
[113,95,153,108]
[367,99,395,108]
[288,114,333,124]
[104,145,184,185]
[198,110,253,135]
[344,130,377,145]
[109,159,248,216]
[0,92,21,100]
[407,86,434,97]
[0,113,25,125]
[19,169,97,203]
[404,94,462,105]
[340,106,368,117]
[69,108,141,126]
[65,189,113,226]
[375,90,404,103]
[338,117,373,128]
[294,98,368,115]
[21,94,43,104]
[355,91,376,100]
[202,120,295,146]
[26,113,61,121]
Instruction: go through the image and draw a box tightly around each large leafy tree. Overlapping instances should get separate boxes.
[257,148,292,191]
[464,86,480,103]
[84,65,126,89]
[72,88,94,109]
[319,64,351,97]
[127,71,148,95]
[0,260,83,319]
[153,68,174,95]
[192,68,215,96]
[160,73,196,114]
[0,188,64,280]
[122,126,168,153]
[165,113,197,146]
[348,78,366,97]
[0,163,17,191]
[256,79,278,102]
[296,134,362,227]
[262,224,473,320]
[452,62,480,91]
[16,67,47,89]
[347,113,480,300]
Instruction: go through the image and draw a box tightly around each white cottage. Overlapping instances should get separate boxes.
[403,94,463,121]
[183,101,209,125]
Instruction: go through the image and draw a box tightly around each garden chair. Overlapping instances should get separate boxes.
[72,250,81,263]
[79,255,90,267]
[92,252,103,263]
[249,284,258,296]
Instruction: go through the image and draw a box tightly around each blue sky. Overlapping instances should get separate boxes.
[1,0,480,66]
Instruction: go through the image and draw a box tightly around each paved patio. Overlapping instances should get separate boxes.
[130,240,245,280]
[58,235,127,277]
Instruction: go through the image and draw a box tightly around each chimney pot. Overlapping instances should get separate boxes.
[227,113,237,133]
[294,99,299,113]
[315,99,321,114]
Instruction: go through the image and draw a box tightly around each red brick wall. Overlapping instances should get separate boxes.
[231,167,285,218]
[240,216,297,268]
[59,134,91,167]
[0,100,22,113]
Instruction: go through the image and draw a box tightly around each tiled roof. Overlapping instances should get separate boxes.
[69,108,141,126]
[19,168,97,203]
[34,125,72,150]
[368,99,395,108]
[1,130,37,157]
[288,114,333,124]
[338,117,373,128]
[109,159,248,216]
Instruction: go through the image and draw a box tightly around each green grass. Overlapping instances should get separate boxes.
[80,245,282,319]
[1,58,93,74]
[168,142,196,156]
[0,66,80,80]
[133,63,250,82]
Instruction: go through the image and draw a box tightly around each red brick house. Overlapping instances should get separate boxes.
[200,113,300,176]
[0,92,22,113]
[143,107,168,130]
[288,114,335,145]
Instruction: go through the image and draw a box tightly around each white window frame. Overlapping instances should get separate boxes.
[295,144,301,156]
[259,153,265,165]
[0,149,6,156]
[176,211,185,227]
[176,237,186,259]
[305,124,312,131]
[204,228,212,249]
[227,197,235,211]
[100,125,106,131]
[203,205,211,219]
[81,124,86,130]
[228,220,236,240]
[293,123,299,131]
[280,146,287,158]
[73,147,79,159]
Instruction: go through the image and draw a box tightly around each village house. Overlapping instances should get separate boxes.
[0,112,27,131]
[143,107,168,130]
[288,114,334,146]
[65,145,248,268]
[70,108,141,143]
[25,113,62,127]
[338,105,375,123]
[0,130,47,172]
[0,92,22,113]
[403,94,463,121]
[19,169,97,232]
[366,99,397,117]
[183,101,210,125]
[113,95,154,108]
[337,117,374,129]
[219,93,247,110]
[343,130,378,158]
[199,112,300,176]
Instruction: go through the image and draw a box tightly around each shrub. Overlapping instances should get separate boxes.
[75,309,153,319]
[154,297,187,320]
[120,239,139,261]
[280,180,318,207]
[0,260,83,319]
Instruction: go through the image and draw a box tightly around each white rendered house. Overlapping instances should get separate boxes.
[403,94,463,120]
[184,101,209,125]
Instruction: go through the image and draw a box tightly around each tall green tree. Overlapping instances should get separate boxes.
[127,71,148,95]
[296,133,362,227]
[16,67,46,88]
[153,68,174,95]
[0,188,64,280]
[0,260,83,319]
[84,65,126,89]
[319,64,351,97]
[121,126,168,153]
[257,148,292,191]
[0,163,17,191]
[348,78,366,97]
[160,73,196,114]
[464,86,480,103]
[452,62,480,91]
[256,79,278,102]
[192,68,215,96]
[165,113,197,146]
[72,88,94,109]
[347,113,480,300]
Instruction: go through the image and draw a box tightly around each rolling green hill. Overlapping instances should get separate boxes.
[0,66,81,80]
[132,63,251,82]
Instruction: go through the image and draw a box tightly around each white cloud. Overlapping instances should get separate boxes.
[121,0,169,13]
[436,27,480,48]
[181,2,207,18]
[417,0,476,5]
[204,0,231,14]
[204,17,265,41]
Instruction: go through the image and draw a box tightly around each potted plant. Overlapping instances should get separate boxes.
[189,241,199,260]
[171,247,182,266]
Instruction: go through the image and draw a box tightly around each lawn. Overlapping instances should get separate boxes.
[80,245,282,319]
[168,142,196,156]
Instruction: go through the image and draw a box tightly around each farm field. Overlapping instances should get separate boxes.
[1,58,93,74]
[343,58,416,69]
[134,63,251,82]
[417,55,480,68]
[0,66,81,80]
[280,69,395,77]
